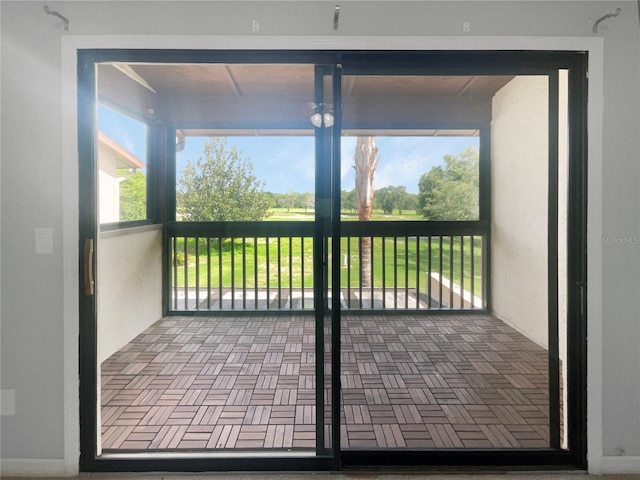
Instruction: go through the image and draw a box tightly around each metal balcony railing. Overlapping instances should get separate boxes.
[167,221,487,312]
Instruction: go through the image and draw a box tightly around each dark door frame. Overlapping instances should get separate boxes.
[78,49,588,472]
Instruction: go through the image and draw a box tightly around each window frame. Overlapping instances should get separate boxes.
[97,102,159,232]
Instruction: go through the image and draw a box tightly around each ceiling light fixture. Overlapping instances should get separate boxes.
[310,113,323,128]
[323,113,335,128]
[310,104,334,128]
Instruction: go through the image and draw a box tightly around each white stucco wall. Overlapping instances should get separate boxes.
[97,227,163,364]
[491,73,570,446]
[97,143,119,224]
[0,0,639,475]
[491,75,549,348]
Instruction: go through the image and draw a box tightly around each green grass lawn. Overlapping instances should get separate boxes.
[175,236,315,289]
[266,208,315,221]
[334,236,482,294]
[173,226,483,295]
[266,208,422,221]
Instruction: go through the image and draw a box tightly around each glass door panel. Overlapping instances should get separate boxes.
[95,61,333,458]
[338,72,561,451]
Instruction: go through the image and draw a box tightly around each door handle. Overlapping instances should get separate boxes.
[84,238,94,296]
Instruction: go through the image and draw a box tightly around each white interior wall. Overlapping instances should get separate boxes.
[491,75,549,348]
[97,227,163,364]
[0,0,638,476]
[1,1,66,466]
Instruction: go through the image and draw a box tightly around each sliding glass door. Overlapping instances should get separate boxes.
[79,50,587,471]
[332,56,583,468]
[85,58,343,468]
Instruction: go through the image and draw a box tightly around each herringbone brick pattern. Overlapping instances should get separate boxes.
[100,314,551,451]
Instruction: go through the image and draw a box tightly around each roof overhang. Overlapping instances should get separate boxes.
[98,132,145,169]
[97,62,513,134]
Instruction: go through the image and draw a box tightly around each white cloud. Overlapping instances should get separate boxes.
[268,141,315,192]
[375,136,479,193]
[375,153,434,193]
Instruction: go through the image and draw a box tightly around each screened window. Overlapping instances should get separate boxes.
[97,105,148,224]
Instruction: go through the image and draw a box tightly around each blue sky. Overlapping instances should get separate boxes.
[98,105,148,161]
[99,105,478,194]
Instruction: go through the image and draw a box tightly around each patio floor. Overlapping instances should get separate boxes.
[100,313,552,451]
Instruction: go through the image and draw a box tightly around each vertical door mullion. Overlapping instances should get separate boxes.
[313,65,326,455]
[78,54,99,467]
[548,70,561,450]
[313,62,343,464]
[330,64,343,465]
[566,57,588,467]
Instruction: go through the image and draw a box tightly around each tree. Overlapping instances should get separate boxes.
[401,193,417,215]
[282,191,297,212]
[270,192,285,208]
[119,170,146,221]
[292,192,306,210]
[177,137,270,221]
[353,137,379,287]
[374,185,409,215]
[417,146,479,221]
[263,191,277,209]
[341,189,357,214]
[354,137,379,221]
[302,192,315,213]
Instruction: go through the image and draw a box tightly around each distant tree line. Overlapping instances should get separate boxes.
[265,191,315,212]
[339,187,416,215]
[265,186,419,216]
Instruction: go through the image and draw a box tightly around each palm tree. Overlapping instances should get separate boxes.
[353,137,379,287]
